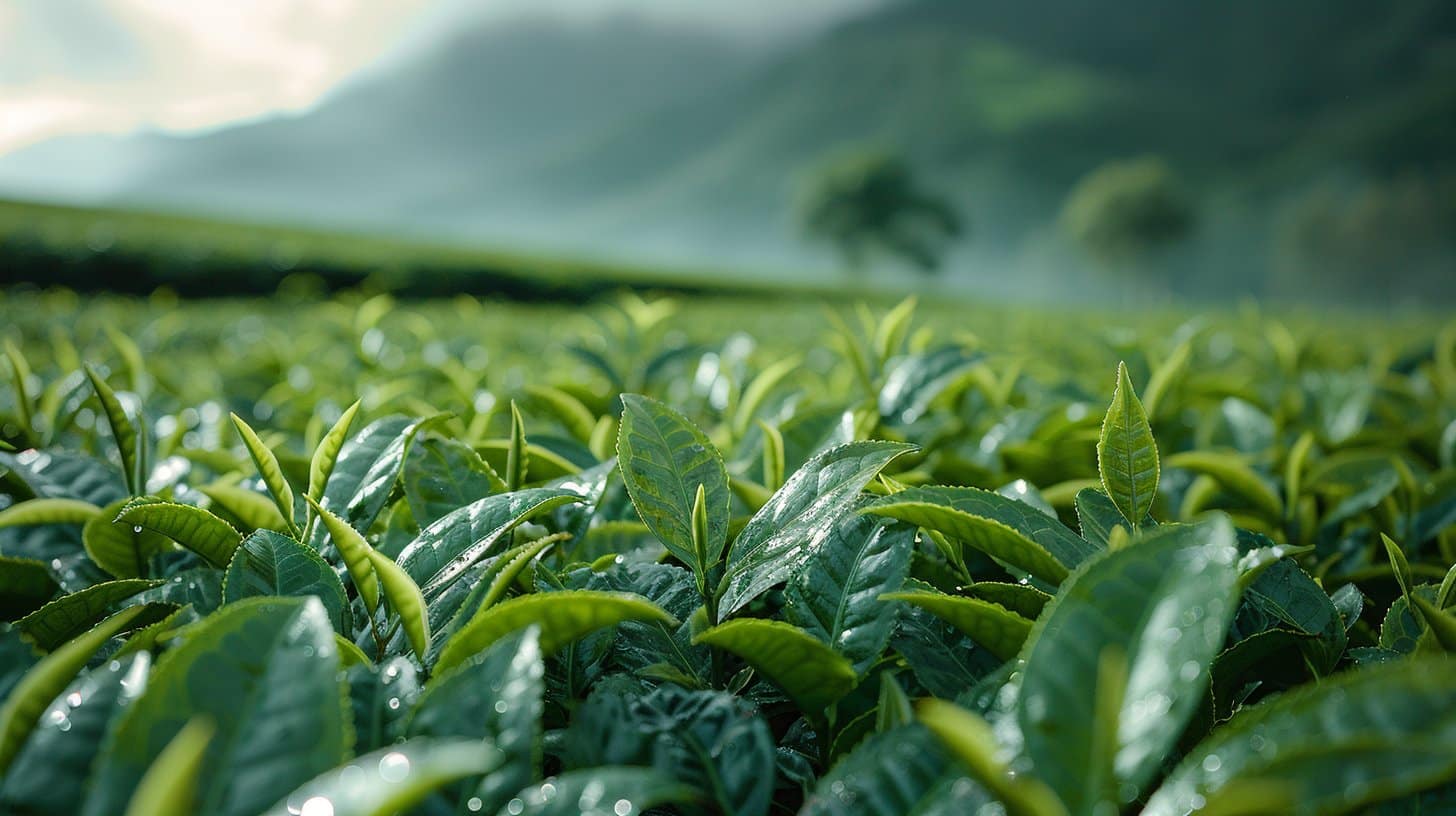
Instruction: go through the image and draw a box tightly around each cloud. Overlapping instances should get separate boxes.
[0,0,429,153]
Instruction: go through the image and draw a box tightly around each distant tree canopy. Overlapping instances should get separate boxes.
[1062,156,1195,268]
[797,149,963,274]
[1273,172,1456,303]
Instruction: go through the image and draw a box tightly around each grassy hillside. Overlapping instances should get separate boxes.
[0,198,859,301]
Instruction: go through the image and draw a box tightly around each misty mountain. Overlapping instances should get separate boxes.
[1,0,1452,270]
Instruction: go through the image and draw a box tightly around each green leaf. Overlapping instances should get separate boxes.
[308,415,434,549]
[16,578,161,650]
[402,436,503,527]
[306,496,379,615]
[506,400,528,491]
[692,618,857,712]
[229,413,297,536]
[1381,532,1414,603]
[967,582,1050,619]
[198,483,288,533]
[1074,487,1154,547]
[505,767,702,816]
[367,548,429,662]
[307,399,360,506]
[224,530,351,634]
[803,729,983,815]
[720,440,915,617]
[1097,362,1160,525]
[395,488,581,600]
[864,486,1094,584]
[0,556,59,619]
[616,394,731,577]
[409,627,543,811]
[436,590,676,674]
[84,365,145,496]
[759,419,786,491]
[525,383,597,442]
[1412,595,1456,652]
[429,535,561,661]
[0,498,102,527]
[734,355,801,437]
[115,497,242,568]
[0,654,151,814]
[917,699,1068,816]
[1143,656,1456,816]
[0,604,151,774]
[784,510,914,675]
[258,738,500,816]
[875,672,914,733]
[123,717,214,816]
[1164,450,1283,520]
[3,339,35,446]
[881,591,1032,662]
[1018,517,1240,811]
[81,597,348,816]
[879,346,984,425]
[83,498,171,579]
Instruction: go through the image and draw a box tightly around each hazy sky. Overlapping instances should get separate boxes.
[0,0,882,156]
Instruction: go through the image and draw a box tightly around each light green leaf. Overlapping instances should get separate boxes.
[0,498,102,527]
[0,604,151,774]
[436,590,675,674]
[123,717,214,816]
[616,393,731,577]
[307,399,360,505]
[3,339,35,446]
[918,699,1068,816]
[81,597,347,816]
[84,365,145,496]
[506,400,528,491]
[506,767,702,816]
[259,738,501,816]
[229,413,297,536]
[199,484,288,533]
[83,497,171,578]
[1165,450,1283,520]
[734,355,802,437]
[692,618,857,712]
[1412,595,1456,652]
[864,486,1092,584]
[115,497,242,568]
[368,548,429,662]
[525,384,597,442]
[306,496,379,616]
[224,530,351,634]
[881,591,1032,661]
[1097,361,1159,525]
[1144,656,1456,816]
[720,440,916,617]
[1018,517,1240,812]
[402,436,504,527]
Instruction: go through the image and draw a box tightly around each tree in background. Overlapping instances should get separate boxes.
[1273,172,1456,304]
[1062,156,1195,270]
[798,149,963,274]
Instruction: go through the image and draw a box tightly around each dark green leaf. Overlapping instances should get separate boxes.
[720,440,915,617]
[223,530,351,634]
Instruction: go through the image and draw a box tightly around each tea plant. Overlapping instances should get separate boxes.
[0,293,1453,815]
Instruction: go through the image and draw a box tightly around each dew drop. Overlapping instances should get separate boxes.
[540,782,557,801]
[614,799,632,816]
[300,796,334,816]
[1202,755,1222,773]
[507,798,525,815]
[387,697,401,710]
[67,692,83,707]
[467,797,483,812]
[133,526,143,534]
[378,751,410,782]
[494,700,508,714]
[47,710,66,725]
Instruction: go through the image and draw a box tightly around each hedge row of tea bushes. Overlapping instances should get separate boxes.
[0,291,1452,815]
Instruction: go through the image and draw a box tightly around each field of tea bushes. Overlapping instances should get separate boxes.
[0,289,1453,816]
